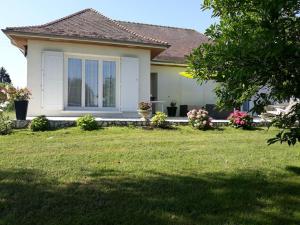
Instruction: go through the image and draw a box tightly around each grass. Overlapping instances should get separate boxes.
[2,110,15,120]
[0,126,300,225]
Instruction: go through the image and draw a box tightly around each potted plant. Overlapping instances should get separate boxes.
[167,101,177,117]
[137,102,152,121]
[8,87,31,120]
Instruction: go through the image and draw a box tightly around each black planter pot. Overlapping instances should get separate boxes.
[167,107,177,117]
[15,100,28,120]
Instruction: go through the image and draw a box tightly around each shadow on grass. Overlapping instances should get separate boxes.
[0,169,299,225]
[286,166,300,175]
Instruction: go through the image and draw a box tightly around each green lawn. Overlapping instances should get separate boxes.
[2,110,15,120]
[0,126,300,225]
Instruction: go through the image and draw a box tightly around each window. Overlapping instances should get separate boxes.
[103,61,116,107]
[67,56,118,109]
[68,58,82,107]
[85,60,98,107]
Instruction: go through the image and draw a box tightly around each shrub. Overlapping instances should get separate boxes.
[228,110,254,129]
[76,115,98,131]
[187,109,213,130]
[30,115,50,132]
[151,112,169,128]
[0,112,12,135]
[267,101,300,146]
[138,102,152,110]
[0,84,15,112]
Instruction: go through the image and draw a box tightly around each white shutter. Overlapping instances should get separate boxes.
[41,51,64,110]
[120,57,139,111]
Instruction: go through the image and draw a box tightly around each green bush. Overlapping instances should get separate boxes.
[76,115,98,131]
[151,112,169,128]
[30,115,50,132]
[0,112,12,135]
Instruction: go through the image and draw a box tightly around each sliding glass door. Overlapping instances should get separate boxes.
[67,57,118,109]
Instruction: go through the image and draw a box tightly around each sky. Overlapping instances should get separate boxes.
[0,0,218,87]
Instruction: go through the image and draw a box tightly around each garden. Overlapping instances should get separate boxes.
[1,0,299,223]
[0,124,300,225]
[0,84,300,225]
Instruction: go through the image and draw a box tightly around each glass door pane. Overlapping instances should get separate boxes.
[68,58,82,107]
[85,60,98,107]
[103,61,116,107]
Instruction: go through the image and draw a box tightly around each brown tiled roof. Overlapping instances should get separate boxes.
[118,21,209,64]
[3,8,209,64]
[3,9,169,47]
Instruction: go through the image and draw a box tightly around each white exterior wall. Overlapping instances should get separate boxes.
[151,65,217,115]
[26,40,151,116]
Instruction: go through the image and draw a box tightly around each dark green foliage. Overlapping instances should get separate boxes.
[30,115,50,132]
[76,114,99,131]
[0,112,12,135]
[188,0,300,113]
[0,67,11,84]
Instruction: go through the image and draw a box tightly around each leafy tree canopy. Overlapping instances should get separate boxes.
[188,0,300,113]
[0,67,12,84]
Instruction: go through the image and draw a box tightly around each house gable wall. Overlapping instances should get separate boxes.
[26,40,151,116]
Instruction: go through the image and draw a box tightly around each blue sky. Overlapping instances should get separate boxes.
[0,0,217,87]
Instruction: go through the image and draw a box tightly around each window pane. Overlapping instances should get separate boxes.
[68,58,82,107]
[103,61,116,107]
[85,60,98,107]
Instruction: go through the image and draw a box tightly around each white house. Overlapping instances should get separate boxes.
[3,8,225,118]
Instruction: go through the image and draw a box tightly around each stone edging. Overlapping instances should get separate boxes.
[12,119,269,129]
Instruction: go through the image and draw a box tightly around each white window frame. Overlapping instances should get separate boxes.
[64,53,121,112]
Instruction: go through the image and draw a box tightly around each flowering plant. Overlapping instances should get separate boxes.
[8,87,31,101]
[228,110,254,129]
[138,102,152,110]
[0,85,9,112]
[187,109,213,130]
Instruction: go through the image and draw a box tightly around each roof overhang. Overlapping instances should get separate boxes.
[2,30,170,58]
[151,60,187,67]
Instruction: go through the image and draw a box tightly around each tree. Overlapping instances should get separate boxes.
[0,67,12,84]
[187,0,300,145]
[188,0,299,113]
